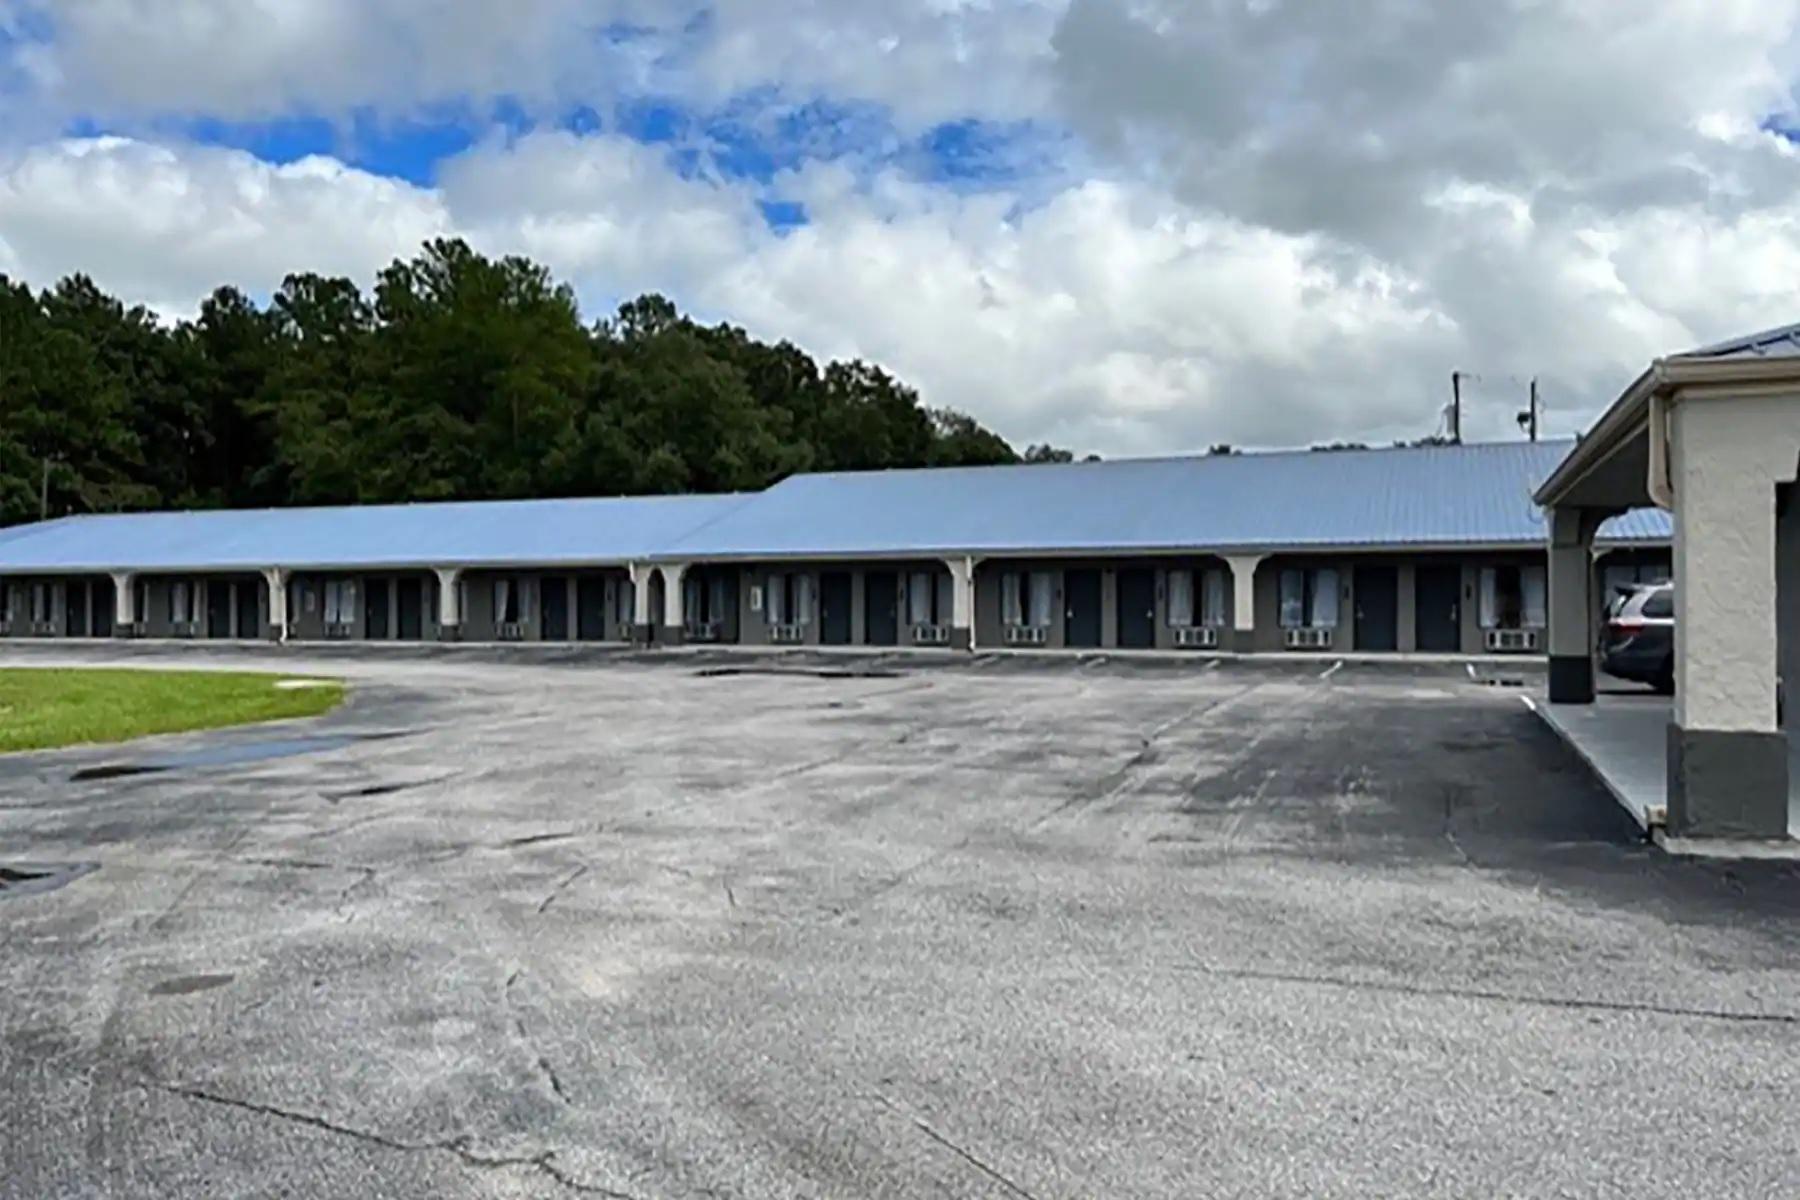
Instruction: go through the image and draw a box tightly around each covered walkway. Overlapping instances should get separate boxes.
[1534,323,1800,842]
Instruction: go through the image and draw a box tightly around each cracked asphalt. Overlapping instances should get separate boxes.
[2,643,1799,1198]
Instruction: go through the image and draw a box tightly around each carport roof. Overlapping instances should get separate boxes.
[662,439,1670,560]
[0,493,751,573]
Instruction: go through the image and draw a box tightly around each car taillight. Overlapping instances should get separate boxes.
[1611,620,1645,635]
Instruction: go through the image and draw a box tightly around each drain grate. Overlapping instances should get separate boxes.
[0,862,98,899]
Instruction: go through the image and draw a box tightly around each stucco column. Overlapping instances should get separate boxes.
[262,568,289,643]
[1546,507,1601,703]
[627,562,656,645]
[660,563,690,646]
[1666,398,1795,838]
[946,556,976,651]
[434,567,463,642]
[1222,554,1265,653]
[111,571,137,637]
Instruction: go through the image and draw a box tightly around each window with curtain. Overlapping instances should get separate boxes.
[494,578,519,625]
[1311,569,1339,628]
[794,574,814,624]
[1028,572,1055,628]
[908,571,935,625]
[1523,565,1547,628]
[1167,569,1195,628]
[1202,569,1228,628]
[684,575,703,625]
[135,580,149,625]
[172,581,191,625]
[1001,572,1024,626]
[1279,568,1339,628]
[766,573,788,625]
[1278,570,1305,628]
[1479,566,1530,629]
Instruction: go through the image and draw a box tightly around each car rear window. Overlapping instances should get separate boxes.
[1642,589,1674,618]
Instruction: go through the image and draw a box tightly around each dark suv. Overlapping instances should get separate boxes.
[1601,582,1674,693]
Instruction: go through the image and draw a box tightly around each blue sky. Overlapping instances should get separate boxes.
[2,1,1797,457]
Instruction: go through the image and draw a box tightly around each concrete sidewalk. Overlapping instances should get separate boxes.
[1529,692,1800,857]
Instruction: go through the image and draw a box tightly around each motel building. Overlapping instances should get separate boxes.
[1,440,1667,664]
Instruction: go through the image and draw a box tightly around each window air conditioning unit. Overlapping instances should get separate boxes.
[686,621,721,643]
[1485,628,1541,653]
[498,622,526,641]
[616,622,636,642]
[771,623,806,644]
[1005,625,1049,647]
[1285,627,1333,650]
[34,621,58,637]
[1174,626,1220,649]
[326,623,353,640]
[912,624,951,646]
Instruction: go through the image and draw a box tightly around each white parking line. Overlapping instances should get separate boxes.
[1320,660,1344,681]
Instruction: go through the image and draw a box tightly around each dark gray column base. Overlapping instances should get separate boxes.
[1228,628,1256,654]
[437,626,462,643]
[1667,724,1791,839]
[657,624,686,647]
[950,627,972,651]
[1548,655,1594,704]
[631,623,656,647]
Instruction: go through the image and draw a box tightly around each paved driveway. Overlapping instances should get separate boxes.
[2,646,1798,1198]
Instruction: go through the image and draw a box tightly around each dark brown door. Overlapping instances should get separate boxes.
[1117,569,1156,649]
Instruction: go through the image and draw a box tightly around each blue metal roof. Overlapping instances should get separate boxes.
[1682,320,1800,360]
[661,439,1670,559]
[0,493,750,573]
[0,441,1671,574]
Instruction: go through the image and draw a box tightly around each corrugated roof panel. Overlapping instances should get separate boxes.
[0,493,750,573]
[1681,321,1800,360]
[0,441,1672,573]
[664,440,1671,558]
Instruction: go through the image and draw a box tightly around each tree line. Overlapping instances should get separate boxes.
[1,238,1074,527]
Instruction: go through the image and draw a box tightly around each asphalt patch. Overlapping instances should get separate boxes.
[0,862,98,899]
[695,667,903,680]
[149,974,235,998]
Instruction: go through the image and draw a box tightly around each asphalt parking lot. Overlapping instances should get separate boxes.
[3,645,1799,1199]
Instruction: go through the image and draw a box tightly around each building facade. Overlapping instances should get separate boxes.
[0,441,1670,656]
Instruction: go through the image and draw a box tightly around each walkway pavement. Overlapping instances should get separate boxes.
[1530,690,1800,857]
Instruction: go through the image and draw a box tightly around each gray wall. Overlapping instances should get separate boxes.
[731,561,956,648]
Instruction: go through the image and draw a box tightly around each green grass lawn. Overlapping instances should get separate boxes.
[0,668,345,754]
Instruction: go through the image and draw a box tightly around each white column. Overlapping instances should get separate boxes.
[661,563,690,631]
[1222,554,1265,649]
[1546,507,1598,703]
[629,562,654,628]
[263,568,289,643]
[946,556,977,650]
[433,567,463,636]
[111,571,136,632]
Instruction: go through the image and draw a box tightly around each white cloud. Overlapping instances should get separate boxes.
[6,3,1800,455]
[0,0,1061,130]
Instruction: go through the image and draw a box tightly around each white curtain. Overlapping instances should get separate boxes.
[795,574,815,624]
[1312,569,1339,628]
[1203,569,1228,628]
[709,577,728,624]
[1167,569,1194,628]
[494,579,512,625]
[1029,572,1055,628]
[1002,572,1023,626]
[1523,565,1547,628]
[1478,568,1499,629]
[908,571,933,625]
[684,575,702,624]
[1279,570,1304,628]
[766,573,787,625]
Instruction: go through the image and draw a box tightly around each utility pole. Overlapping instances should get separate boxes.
[1449,372,1467,444]
[1516,378,1541,442]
